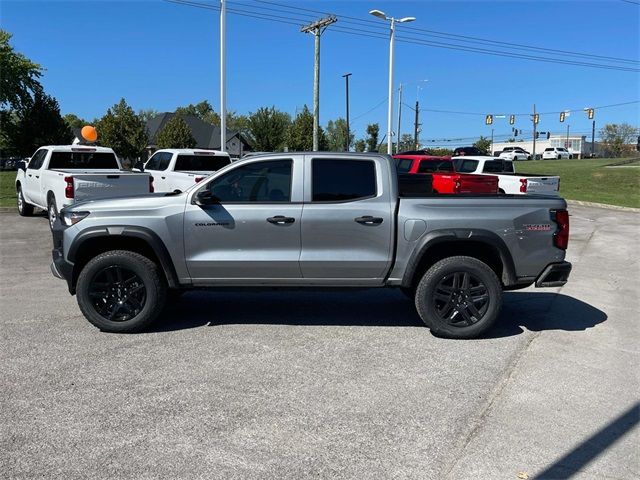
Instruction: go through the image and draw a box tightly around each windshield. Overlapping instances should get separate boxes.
[175,154,231,171]
[48,152,119,169]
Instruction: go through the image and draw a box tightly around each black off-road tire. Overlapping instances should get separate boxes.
[17,186,34,216]
[414,256,502,339]
[76,250,167,333]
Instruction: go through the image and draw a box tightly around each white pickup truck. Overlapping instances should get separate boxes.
[453,156,560,195]
[142,149,232,193]
[16,145,153,228]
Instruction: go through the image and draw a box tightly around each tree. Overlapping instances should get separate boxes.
[156,115,196,149]
[6,91,71,156]
[96,98,148,160]
[473,135,491,155]
[365,123,379,152]
[600,123,637,158]
[325,118,354,151]
[0,30,43,111]
[397,133,414,153]
[138,109,159,123]
[248,106,291,151]
[63,113,88,130]
[354,139,366,152]
[175,100,220,125]
[286,105,327,151]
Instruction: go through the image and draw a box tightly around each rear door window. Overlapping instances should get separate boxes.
[312,159,376,202]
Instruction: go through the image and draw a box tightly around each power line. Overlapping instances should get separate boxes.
[248,0,640,66]
[165,0,640,72]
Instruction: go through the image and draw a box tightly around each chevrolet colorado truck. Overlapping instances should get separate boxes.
[453,156,560,195]
[142,148,232,193]
[16,145,153,228]
[393,154,498,194]
[51,152,571,338]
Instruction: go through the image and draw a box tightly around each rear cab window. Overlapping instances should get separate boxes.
[48,151,119,169]
[453,159,479,173]
[482,159,513,174]
[175,154,231,171]
[312,159,376,202]
[395,159,413,174]
[417,160,454,173]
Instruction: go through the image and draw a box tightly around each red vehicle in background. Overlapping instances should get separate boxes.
[393,155,499,194]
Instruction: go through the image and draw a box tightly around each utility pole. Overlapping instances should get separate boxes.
[591,120,596,157]
[220,0,226,152]
[413,101,420,150]
[532,103,537,160]
[566,124,570,149]
[491,128,494,155]
[301,15,337,151]
[342,73,352,151]
[396,84,403,153]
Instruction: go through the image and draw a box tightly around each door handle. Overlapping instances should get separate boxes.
[35,176,39,179]
[355,216,384,225]
[267,215,295,225]
[161,176,166,179]
[28,174,32,177]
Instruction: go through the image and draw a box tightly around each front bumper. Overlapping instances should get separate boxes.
[535,261,572,288]
[51,218,75,293]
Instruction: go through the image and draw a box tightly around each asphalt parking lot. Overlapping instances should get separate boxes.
[1,205,638,479]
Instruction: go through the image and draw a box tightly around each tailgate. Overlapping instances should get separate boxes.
[458,174,498,193]
[73,173,151,202]
[524,176,559,195]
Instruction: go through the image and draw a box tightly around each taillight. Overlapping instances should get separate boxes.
[195,176,205,183]
[519,178,527,193]
[64,176,74,198]
[149,176,154,193]
[552,209,569,250]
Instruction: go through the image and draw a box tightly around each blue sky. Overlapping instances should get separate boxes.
[2,0,639,145]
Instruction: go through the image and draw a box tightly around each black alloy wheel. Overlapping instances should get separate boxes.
[88,265,147,322]
[432,271,489,327]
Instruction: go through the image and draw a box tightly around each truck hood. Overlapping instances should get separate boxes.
[64,192,187,213]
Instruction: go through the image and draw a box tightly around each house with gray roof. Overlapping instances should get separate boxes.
[145,113,251,158]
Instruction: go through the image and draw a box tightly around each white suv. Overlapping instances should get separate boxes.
[542,147,571,160]
[498,147,531,161]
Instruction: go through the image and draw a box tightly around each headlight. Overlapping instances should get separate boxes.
[61,211,90,226]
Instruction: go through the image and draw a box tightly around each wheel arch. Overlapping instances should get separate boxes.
[402,229,517,289]
[67,226,179,293]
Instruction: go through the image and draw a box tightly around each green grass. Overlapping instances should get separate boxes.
[517,157,640,208]
[1,157,638,208]
[0,171,18,208]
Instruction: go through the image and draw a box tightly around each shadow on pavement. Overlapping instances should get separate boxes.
[152,289,606,336]
[535,402,639,479]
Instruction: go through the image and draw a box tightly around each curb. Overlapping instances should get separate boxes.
[567,199,640,213]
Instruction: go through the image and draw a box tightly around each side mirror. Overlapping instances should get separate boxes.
[134,160,145,172]
[196,189,219,205]
[17,160,26,172]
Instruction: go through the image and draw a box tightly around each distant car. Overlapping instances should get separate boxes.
[542,147,571,160]
[453,146,485,156]
[498,146,531,161]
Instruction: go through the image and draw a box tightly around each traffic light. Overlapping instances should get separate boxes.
[509,114,515,125]
[547,132,551,140]
[536,132,540,139]
[485,114,493,125]
[587,108,594,119]
[533,114,539,124]
[559,111,565,122]
[514,129,519,137]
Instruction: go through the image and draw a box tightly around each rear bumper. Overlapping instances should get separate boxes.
[535,261,572,288]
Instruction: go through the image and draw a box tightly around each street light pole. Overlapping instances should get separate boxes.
[396,83,402,153]
[369,9,415,155]
[220,0,226,152]
[342,73,352,151]
[566,124,570,150]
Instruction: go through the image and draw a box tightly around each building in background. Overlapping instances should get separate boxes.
[145,113,251,158]
[491,134,597,159]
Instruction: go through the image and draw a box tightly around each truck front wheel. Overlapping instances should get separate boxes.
[17,186,34,216]
[76,250,167,333]
[415,256,502,339]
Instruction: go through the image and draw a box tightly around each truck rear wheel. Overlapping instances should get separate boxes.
[414,256,502,339]
[47,195,58,230]
[17,186,34,216]
[76,250,167,333]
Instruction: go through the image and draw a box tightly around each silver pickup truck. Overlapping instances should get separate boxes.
[51,152,571,338]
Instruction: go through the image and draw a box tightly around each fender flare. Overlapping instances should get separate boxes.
[402,228,517,287]
[67,225,179,289]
